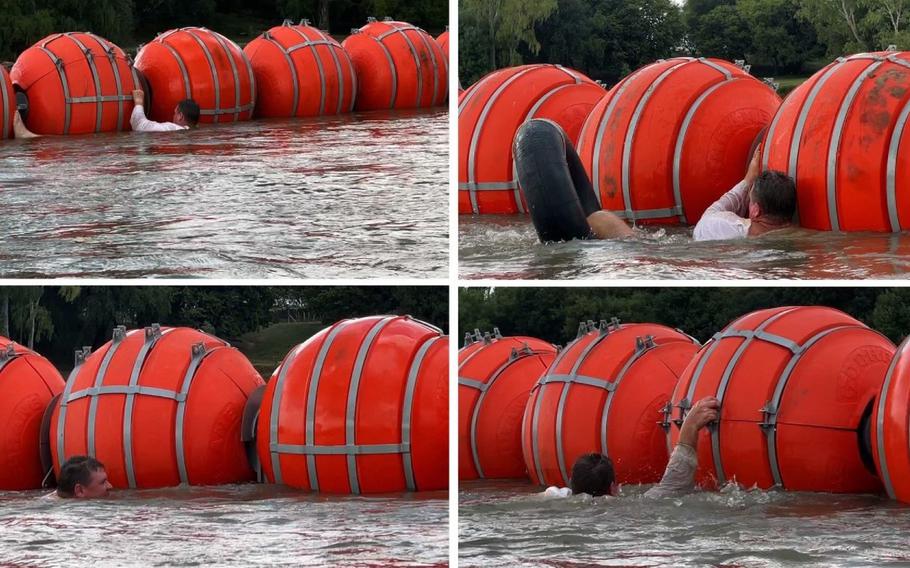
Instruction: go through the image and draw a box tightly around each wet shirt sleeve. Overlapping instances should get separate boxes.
[130,105,186,132]
[643,443,698,498]
[693,180,751,241]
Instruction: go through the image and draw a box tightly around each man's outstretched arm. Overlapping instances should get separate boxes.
[644,396,720,498]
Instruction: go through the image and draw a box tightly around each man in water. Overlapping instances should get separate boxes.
[48,455,113,499]
[585,148,796,241]
[547,396,720,498]
[130,89,199,132]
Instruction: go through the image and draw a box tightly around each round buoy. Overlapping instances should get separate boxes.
[244,20,356,117]
[459,329,557,480]
[341,18,447,111]
[10,32,140,135]
[459,64,606,214]
[872,336,910,503]
[0,340,64,489]
[436,29,449,59]
[763,51,910,231]
[577,57,780,225]
[669,306,893,493]
[257,316,448,494]
[134,27,255,124]
[1,64,14,139]
[522,319,699,487]
[49,325,264,489]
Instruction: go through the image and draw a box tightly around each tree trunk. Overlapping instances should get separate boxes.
[840,0,865,46]
[319,0,329,31]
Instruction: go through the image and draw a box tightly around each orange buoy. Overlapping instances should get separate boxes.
[522,319,699,487]
[459,64,606,214]
[1,64,14,139]
[669,306,892,493]
[458,329,557,480]
[257,316,448,494]
[10,32,140,135]
[577,57,780,225]
[0,340,65,489]
[341,18,447,111]
[244,20,356,118]
[49,325,264,489]
[762,51,910,231]
[872,337,910,503]
[436,29,449,59]
[134,27,255,124]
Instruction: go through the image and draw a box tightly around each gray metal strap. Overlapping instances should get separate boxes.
[621,59,696,221]
[87,33,126,131]
[209,29,246,122]
[159,40,193,100]
[383,24,424,107]
[600,341,660,455]
[175,341,226,484]
[286,39,340,51]
[826,58,884,230]
[672,77,733,224]
[345,316,396,494]
[887,96,910,231]
[198,104,255,115]
[697,57,734,79]
[268,340,309,485]
[56,346,92,469]
[318,30,348,114]
[37,46,72,134]
[410,23,441,105]
[785,58,846,182]
[262,34,299,116]
[70,384,184,402]
[458,377,487,391]
[66,94,133,104]
[272,443,408,455]
[365,33,398,109]
[286,26,327,115]
[64,33,104,133]
[458,181,518,191]
[608,206,683,221]
[402,335,442,490]
[303,320,353,490]
[88,326,127,458]
[876,335,907,499]
[539,373,615,390]
[764,325,857,487]
[708,308,798,485]
[714,328,801,353]
[123,325,171,488]
[184,29,223,123]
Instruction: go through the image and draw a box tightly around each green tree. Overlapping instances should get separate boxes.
[738,0,824,73]
[688,3,753,61]
[461,0,557,78]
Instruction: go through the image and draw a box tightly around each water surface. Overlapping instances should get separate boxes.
[460,481,910,567]
[0,485,448,566]
[0,109,448,278]
[459,216,910,280]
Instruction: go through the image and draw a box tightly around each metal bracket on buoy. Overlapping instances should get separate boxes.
[74,346,91,366]
[762,77,780,92]
[191,342,207,358]
[350,28,361,34]
[635,335,656,354]
[0,343,15,363]
[383,16,393,22]
[301,18,311,26]
[658,401,673,432]
[888,44,898,52]
[145,323,162,340]
[112,325,126,343]
[367,16,377,23]
[758,402,777,431]
[673,397,691,427]
[282,18,293,26]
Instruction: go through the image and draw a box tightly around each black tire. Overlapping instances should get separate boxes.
[513,119,595,243]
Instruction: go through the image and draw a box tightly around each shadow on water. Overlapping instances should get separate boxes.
[0,108,448,279]
[459,216,910,280]
[0,484,448,566]
[459,480,910,567]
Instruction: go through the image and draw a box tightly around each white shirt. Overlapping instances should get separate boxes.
[693,180,752,241]
[130,105,188,132]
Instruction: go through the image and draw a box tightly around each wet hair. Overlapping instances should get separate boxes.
[569,453,615,496]
[752,170,796,222]
[57,455,105,496]
[176,99,200,126]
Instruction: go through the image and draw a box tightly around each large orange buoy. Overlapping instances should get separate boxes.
[1,64,14,139]
[522,319,699,487]
[10,32,140,135]
[459,329,557,480]
[257,316,448,494]
[669,306,893,493]
[763,51,910,231]
[872,337,910,504]
[244,20,356,118]
[49,325,264,489]
[459,64,606,214]
[134,27,255,124]
[578,57,780,225]
[0,339,65,489]
[342,18,447,111]
[436,29,449,60]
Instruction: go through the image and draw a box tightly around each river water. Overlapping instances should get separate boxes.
[0,485,448,566]
[0,109,448,279]
[460,481,910,567]
[459,216,910,280]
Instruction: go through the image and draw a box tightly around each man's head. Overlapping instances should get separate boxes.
[173,99,200,127]
[749,170,796,223]
[569,453,616,497]
[57,456,111,498]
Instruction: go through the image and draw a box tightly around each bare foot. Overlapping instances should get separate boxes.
[13,111,39,139]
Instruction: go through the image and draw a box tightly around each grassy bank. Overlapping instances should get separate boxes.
[234,321,326,378]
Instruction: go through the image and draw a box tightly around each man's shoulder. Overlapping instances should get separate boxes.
[693,212,750,241]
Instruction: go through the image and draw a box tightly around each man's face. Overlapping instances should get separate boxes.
[74,468,112,498]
